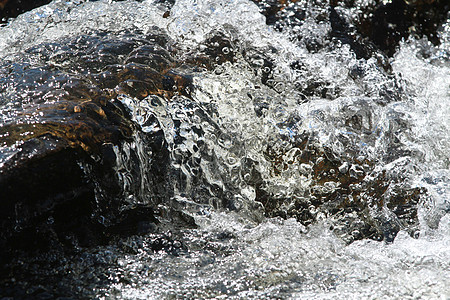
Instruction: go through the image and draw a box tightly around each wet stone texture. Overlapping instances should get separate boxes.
[0,28,195,258]
[256,134,426,243]
[0,25,200,298]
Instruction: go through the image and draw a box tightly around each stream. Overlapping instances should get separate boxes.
[0,0,449,298]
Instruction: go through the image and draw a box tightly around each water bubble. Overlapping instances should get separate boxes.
[227,155,238,166]
[252,58,264,67]
[218,134,233,149]
[215,65,224,74]
[338,162,349,174]
[274,82,286,93]
[229,195,244,210]
[349,165,364,178]
[98,215,106,225]
[209,197,221,209]
[243,173,251,181]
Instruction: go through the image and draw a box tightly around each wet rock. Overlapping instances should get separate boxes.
[0,24,206,298]
[0,28,193,255]
[244,0,437,243]
[350,0,450,57]
[251,131,426,244]
[253,0,450,57]
[0,0,444,297]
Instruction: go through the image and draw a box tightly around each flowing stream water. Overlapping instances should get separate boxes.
[0,0,449,298]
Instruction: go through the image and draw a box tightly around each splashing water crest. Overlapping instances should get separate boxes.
[0,0,449,298]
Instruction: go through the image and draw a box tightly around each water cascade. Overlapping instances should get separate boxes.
[0,0,449,298]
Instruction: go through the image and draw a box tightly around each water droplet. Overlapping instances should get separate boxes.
[339,162,349,174]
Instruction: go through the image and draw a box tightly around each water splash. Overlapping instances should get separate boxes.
[0,0,449,298]
[98,213,450,299]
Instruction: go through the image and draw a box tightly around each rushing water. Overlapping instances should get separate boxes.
[1,0,449,298]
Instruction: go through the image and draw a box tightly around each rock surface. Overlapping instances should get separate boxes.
[0,28,193,255]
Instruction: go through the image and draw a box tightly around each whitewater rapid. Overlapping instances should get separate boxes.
[0,0,449,298]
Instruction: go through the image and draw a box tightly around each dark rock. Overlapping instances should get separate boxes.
[0,0,442,297]
[243,1,435,243]
[0,28,193,255]
[0,0,51,24]
[253,0,450,57]
[356,0,450,57]
[0,25,204,299]
[252,0,304,28]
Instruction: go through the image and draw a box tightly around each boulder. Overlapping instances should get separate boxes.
[0,28,192,255]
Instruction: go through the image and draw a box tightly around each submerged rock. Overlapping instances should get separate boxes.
[256,133,426,243]
[0,28,194,255]
[248,0,437,243]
